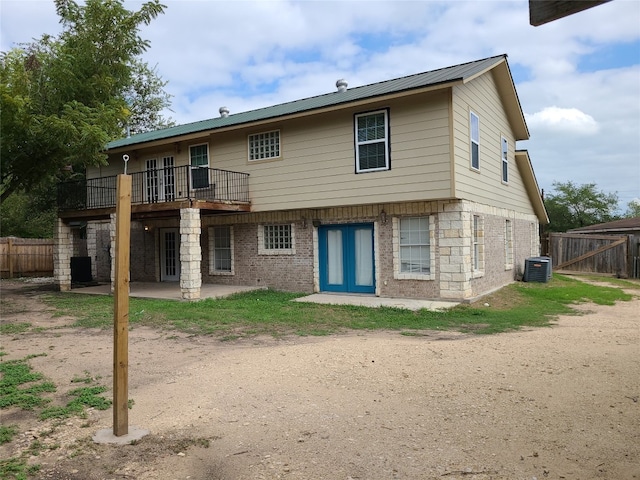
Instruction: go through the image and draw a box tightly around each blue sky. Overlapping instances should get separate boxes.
[1,0,639,211]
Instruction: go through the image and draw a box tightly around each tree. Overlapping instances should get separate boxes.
[0,0,170,204]
[624,199,640,218]
[0,190,58,238]
[544,181,620,232]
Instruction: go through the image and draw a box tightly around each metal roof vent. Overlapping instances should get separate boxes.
[219,106,229,118]
[336,79,348,93]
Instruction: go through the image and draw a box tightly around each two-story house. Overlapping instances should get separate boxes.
[54,54,548,301]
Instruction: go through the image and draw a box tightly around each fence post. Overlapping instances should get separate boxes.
[8,238,13,279]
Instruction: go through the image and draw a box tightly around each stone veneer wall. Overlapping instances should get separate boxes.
[54,219,73,291]
[463,202,540,299]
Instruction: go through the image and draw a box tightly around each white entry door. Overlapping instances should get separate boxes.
[160,228,180,282]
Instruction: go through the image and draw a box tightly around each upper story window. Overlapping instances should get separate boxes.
[249,130,280,161]
[190,144,209,189]
[355,109,390,173]
[470,111,480,170]
[501,136,509,183]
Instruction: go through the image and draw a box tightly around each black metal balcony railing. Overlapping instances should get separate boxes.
[57,166,250,211]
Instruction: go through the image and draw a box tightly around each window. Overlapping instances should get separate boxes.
[470,112,480,170]
[249,130,280,161]
[505,219,513,269]
[355,110,390,173]
[531,222,539,257]
[209,226,234,275]
[190,144,209,188]
[501,136,509,183]
[258,224,296,255]
[393,216,434,280]
[399,217,430,273]
[472,215,484,275]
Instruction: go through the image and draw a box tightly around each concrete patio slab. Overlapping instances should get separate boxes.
[69,283,458,311]
[293,293,459,311]
[69,282,264,301]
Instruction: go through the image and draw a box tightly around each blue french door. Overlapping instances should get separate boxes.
[318,224,375,293]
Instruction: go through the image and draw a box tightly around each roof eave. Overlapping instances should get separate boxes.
[515,150,549,224]
[107,79,464,153]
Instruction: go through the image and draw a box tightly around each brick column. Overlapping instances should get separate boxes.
[54,219,73,291]
[180,208,201,300]
[438,203,472,300]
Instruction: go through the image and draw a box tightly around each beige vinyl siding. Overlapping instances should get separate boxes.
[87,161,126,180]
[211,90,452,211]
[97,90,452,211]
[451,71,534,215]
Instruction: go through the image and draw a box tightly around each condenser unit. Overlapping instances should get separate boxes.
[523,256,552,283]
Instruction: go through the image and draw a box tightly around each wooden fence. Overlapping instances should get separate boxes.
[548,233,636,278]
[0,237,54,278]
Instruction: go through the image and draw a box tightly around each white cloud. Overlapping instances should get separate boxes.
[526,106,599,135]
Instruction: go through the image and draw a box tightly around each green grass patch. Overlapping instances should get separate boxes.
[0,425,19,444]
[41,274,633,338]
[0,356,56,410]
[39,385,111,420]
[0,322,31,335]
[573,275,640,290]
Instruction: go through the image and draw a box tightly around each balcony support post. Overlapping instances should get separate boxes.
[179,208,201,300]
[54,219,73,291]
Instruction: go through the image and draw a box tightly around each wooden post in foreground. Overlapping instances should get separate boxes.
[113,174,132,436]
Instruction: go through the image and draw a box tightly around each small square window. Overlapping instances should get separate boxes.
[248,131,280,161]
[258,224,295,255]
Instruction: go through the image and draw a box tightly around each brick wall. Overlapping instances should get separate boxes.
[129,221,157,282]
[202,221,315,292]
[81,199,540,300]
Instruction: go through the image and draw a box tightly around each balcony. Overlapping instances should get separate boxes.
[58,166,250,218]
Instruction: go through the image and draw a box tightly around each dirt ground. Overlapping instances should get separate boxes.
[0,279,638,480]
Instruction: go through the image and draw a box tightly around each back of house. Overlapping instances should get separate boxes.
[55,54,548,301]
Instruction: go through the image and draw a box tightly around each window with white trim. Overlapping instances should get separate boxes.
[501,136,509,183]
[505,219,513,269]
[472,215,484,275]
[258,224,296,255]
[393,216,435,280]
[355,110,390,173]
[190,144,209,189]
[209,226,234,275]
[248,130,280,161]
[470,112,480,170]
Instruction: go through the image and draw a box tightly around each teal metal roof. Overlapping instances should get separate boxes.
[108,54,507,150]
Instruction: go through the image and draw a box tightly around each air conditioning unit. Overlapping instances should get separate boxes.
[523,257,552,283]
